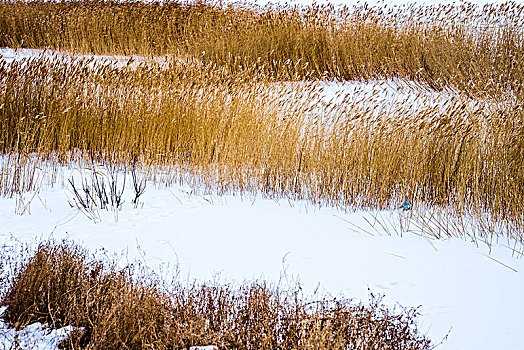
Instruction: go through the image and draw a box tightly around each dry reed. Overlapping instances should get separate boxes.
[1,3,522,345]
[0,1,523,97]
[1,55,522,243]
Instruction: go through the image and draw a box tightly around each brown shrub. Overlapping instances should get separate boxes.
[1,240,432,349]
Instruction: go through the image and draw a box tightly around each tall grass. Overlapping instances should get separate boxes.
[0,0,523,96]
[0,1,523,243]
[0,56,523,242]
[1,240,432,349]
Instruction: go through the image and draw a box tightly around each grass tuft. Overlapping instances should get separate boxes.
[1,240,432,349]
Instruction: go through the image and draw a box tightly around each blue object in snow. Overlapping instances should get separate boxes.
[403,197,411,211]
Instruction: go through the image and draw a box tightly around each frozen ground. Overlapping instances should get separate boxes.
[0,163,523,350]
[0,306,75,350]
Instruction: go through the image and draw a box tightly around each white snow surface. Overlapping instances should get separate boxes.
[0,307,75,350]
[0,165,523,350]
[0,47,171,68]
[1,303,214,350]
[216,0,522,6]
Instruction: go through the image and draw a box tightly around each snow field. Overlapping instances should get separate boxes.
[0,162,523,350]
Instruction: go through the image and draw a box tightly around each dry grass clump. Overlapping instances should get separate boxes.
[0,1,523,96]
[0,240,432,349]
[0,152,43,197]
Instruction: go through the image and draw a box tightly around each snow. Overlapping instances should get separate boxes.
[211,0,522,7]
[0,47,171,69]
[1,163,523,350]
[219,0,524,11]
[0,307,75,350]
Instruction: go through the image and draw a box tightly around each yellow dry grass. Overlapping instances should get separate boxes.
[0,240,433,349]
[0,1,523,97]
[1,55,523,243]
[0,1,523,243]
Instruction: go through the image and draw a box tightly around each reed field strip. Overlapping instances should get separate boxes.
[1,0,523,97]
[0,53,523,245]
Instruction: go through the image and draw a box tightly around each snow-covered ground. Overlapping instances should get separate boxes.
[1,15,524,348]
[0,47,172,69]
[1,163,523,350]
[254,0,520,4]
[0,303,214,350]
[0,306,75,350]
[215,0,523,8]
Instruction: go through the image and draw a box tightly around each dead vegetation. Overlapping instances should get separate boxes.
[0,240,432,349]
[1,1,523,97]
[1,2,522,243]
[1,2,522,346]
[0,54,523,244]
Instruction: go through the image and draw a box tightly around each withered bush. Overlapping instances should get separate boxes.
[1,241,431,349]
